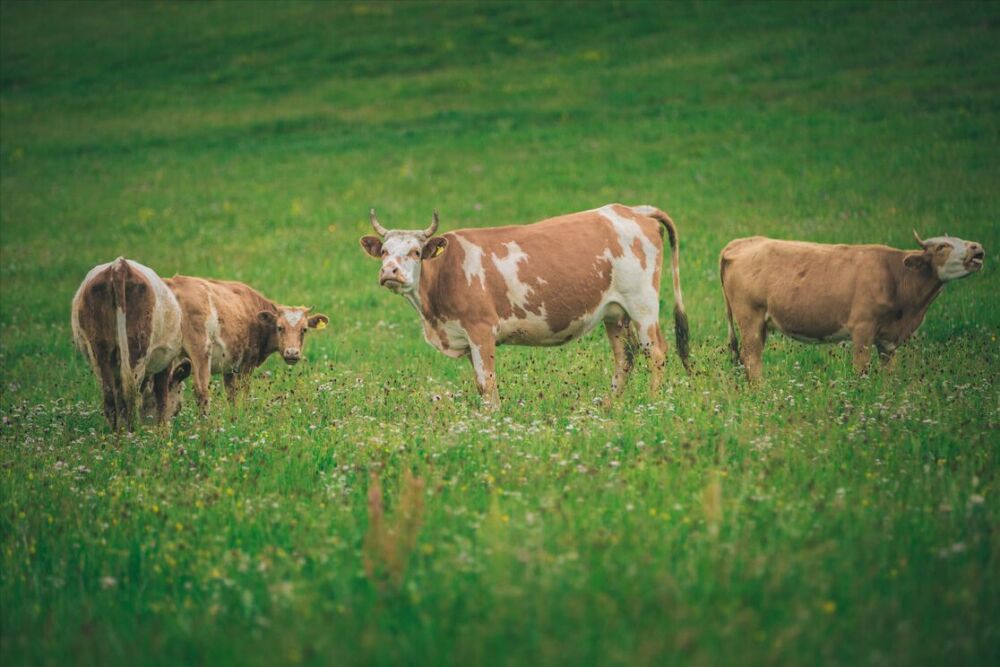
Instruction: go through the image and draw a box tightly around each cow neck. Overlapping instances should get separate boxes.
[256,301,281,361]
[897,253,944,317]
[404,258,441,323]
[401,285,424,317]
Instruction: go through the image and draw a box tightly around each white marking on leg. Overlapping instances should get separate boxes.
[469,342,489,390]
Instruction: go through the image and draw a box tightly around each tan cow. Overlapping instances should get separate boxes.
[359,204,690,407]
[71,258,191,430]
[720,231,986,380]
[165,276,329,410]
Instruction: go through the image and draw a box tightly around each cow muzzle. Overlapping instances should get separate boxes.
[966,244,985,271]
[379,268,408,290]
[282,349,301,365]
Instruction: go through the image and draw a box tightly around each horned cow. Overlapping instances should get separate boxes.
[359,204,690,407]
[71,258,191,430]
[165,275,329,410]
[720,231,985,380]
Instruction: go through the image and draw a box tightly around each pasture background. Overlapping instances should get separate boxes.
[1,1,998,665]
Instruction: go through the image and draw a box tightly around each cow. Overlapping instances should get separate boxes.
[71,258,191,430]
[359,204,690,407]
[164,275,329,411]
[720,231,986,381]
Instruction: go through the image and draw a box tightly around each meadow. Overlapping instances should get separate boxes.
[1,1,998,665]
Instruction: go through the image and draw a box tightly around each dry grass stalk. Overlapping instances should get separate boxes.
[363,470,426,591]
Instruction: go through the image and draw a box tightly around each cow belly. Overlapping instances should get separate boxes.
[145,341,181,375]
[209,338,235,373]
[767,311,849,343]
[423,320,470,358]
[498,305,610,347]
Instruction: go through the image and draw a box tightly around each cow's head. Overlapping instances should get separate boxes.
[140,358,192,423]
[257,307,330,364]
[906,230,985,282]
[360,209,448,294]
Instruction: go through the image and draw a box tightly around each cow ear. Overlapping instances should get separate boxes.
[257,310,277,326]
[903,251,929,270]
[422,236,448,260]
[360,236,383,258]
[308,314,329,330]
[170,359,192,385]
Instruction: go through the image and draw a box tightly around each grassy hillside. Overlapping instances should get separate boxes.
[1,1,998,665]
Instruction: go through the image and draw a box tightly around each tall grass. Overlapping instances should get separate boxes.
[1,1,998,665]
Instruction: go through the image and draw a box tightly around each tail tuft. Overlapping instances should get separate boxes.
[674,306,690,371]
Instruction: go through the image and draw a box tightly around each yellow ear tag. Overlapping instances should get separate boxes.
[433,244,445,257]
[315,320,327,330]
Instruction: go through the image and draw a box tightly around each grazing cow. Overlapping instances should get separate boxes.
[71,258,190,430]
[720,231,986,380]
[164,275,329,410]
[359,204,690,407]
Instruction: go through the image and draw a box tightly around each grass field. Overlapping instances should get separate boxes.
[2,1,999,665]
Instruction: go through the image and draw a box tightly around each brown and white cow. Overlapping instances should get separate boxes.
[164,275,329,410]
[720,231,986,380]
[72,258,191,430]
[359,204,690,407]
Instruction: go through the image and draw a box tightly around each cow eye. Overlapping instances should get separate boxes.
[277,325,284,332]
[381,250,387,257]
[409,249,419,258]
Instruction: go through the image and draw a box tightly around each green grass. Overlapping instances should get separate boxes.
[1,1,998,664]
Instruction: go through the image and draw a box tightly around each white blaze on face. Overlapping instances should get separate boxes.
[380,233,424,290]
[283,309,304,327]
[456,235,487,289]
[923,235,977,282]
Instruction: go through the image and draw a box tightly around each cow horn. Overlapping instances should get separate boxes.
[912,229,928,249]
[370,208,388,237]
[423,211,439,237]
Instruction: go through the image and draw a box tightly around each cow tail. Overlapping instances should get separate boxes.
[111,257,138,428]
[648,209,690,372]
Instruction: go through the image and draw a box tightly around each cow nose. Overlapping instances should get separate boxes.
[380,265,403,283]
[969,243,985,259]
[283,348,301,363]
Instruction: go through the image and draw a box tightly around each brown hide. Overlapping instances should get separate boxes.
[165,275,327,410]
[166,276,279,373]
[418,206,661,338]
[74,260,156,429]
[720,237,953,379]
[722,238,943,340]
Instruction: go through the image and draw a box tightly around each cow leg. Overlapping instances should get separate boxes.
[732,306,766,382]
[224,371,251,405]
[188,349,212,414]
[724,298,741,366]
[851,326,876,375]
[151,368,171,425]
[876,342,897,373]
[603,317,635,402]
[635,321,667,393]
[467,336,499,409]
[101,386,119,431]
